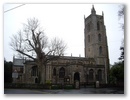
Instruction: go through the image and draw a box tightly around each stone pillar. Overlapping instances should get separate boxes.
[95,81,99,88]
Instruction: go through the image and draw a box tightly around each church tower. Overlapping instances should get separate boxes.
[84,5,109,83]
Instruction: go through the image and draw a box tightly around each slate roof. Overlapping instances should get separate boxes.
[13,58,25,67]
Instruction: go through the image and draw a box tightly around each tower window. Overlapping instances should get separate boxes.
[98,34,101,41]
[97,21,100,30]
[88,35,90,42]
[99,46,102,55]
[88,48,90,52]
[87,24,90,32]
[59,67,65,78]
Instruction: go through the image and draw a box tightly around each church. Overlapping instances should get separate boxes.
[12,5,109,86]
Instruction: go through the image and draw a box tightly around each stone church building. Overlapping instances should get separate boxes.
[12,6,109,86]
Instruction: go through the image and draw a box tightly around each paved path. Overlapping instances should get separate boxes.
[4,88,124,94]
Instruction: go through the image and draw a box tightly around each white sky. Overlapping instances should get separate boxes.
[4,4,124,65]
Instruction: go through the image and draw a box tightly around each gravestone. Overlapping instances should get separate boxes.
[95,81,99,88]
[75,80,80,89]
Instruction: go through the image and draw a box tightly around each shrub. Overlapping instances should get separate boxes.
[64,84,74,89]
[51,85,60,89]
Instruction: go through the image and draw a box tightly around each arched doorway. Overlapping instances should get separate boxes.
[74,72,80,89]
[74,72,80,81]
[35,78,38,83]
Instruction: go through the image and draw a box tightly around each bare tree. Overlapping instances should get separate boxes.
[118,5,124,31]
[10,18,67,84]
[118,5,124,62]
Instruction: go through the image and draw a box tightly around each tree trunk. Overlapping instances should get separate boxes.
[39,64,46,84]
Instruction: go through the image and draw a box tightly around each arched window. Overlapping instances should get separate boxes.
[89,69,94,80]
[31,66,38,76]
[59,67,65,78]
[87,23,90,32]
[97,21,100,30]
[99,46,102,55]
[98,34,101,41]
[97,69,102,81]
[53,68,56,76]
[88,35,90,42]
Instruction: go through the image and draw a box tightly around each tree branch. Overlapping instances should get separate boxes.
[25,39,36,52]
[16,50,35,60]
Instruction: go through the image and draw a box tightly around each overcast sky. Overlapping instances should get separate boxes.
[4,4,124,65]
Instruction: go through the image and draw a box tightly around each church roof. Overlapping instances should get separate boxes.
[47,55,95,62]
[13,58,25,67]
